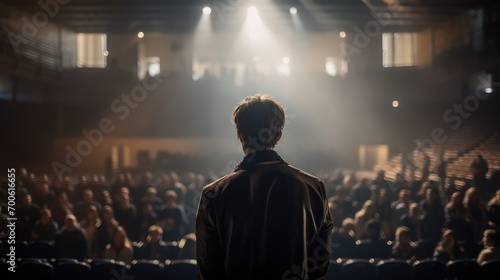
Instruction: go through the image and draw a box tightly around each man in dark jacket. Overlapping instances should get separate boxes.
[196,93,333,280]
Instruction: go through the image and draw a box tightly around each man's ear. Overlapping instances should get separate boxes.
[237,130,243,141]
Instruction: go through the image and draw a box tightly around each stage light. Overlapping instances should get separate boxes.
[339,31,346,38]
[392,100,399,108]
[485,87,493,93]
[249,32,257,40]
[282,57,290,64]
[203,7,211,15]
[289,7,297,15]
[103,50,109,56]
[248,6,257,15]
[137,31,144,38]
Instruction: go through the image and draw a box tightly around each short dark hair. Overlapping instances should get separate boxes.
[485,229,500,246]
[232,93,285,149]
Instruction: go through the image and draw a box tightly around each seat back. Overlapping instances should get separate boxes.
[324,260,342,280]
[480,259,500,280]
[54,261,91,280]
[446,259,480,280]
[413,259,446,280]
[20,261,54,280]
[91,260,128,280]
[29,241,56,259]
[376,259,412,280]
[342,259,375,280]
[128,260,165,280]
[164,259,197,280]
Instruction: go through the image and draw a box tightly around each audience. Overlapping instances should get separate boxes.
[31,208,58,242]
[433,229,466,263]
[103,226,134,264]
[80,205,102,258]
[391,226,423,262]
[55,214,88,260]
[2,164,499,268]
[477,229,500,264]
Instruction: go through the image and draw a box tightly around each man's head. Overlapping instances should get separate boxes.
[232,93,285,151]
[395,226,411,245]
[483,229,500,247]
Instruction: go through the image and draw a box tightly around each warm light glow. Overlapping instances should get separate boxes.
[392,100,399,108]
[249,32,257,40]
[282,57,290,64]
[289,7,297,15]
[248,6,258,15]
[137,32,144,38]
[339,31,346,38]
[485,87,493,93]
[103,50,109,57]
[203,7,211,15]
[253,55,260,62]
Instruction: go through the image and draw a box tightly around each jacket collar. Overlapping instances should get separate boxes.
[234,150,286,171]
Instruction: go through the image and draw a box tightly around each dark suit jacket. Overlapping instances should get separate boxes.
[196,150,333,280]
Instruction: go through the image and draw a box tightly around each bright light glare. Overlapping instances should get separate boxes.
[289,7,297,15]
[248,6,258,15]
[485,87,493,93]
[392,100,399,108]
[103,50,109,56]
[282,57,290,64]
[137,32,144,38]
[203,7,211,15]
[249,32,257,40]
[253,55,260,62]
[339,31,346,38]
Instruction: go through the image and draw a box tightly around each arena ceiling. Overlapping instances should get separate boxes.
[1,0,482,33]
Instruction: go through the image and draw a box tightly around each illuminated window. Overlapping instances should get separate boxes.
[147,57,160,77]
[382,32,417,67]
[77,33,107,68]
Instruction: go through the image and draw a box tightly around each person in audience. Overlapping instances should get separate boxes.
[113,187,138,241]
[80,205,102,258]
[184,173,204,233]
[375,187,394,240]
[464,187,486,243]
[138,203,157,241]
[141,187,163,213]
[487,190,500,230]
[373,170,391,198]
[438,158,447,191]
[445,191,474,244]
[111,173,128,199]
[139,225,168,261]
[470,154,489,190]
[17,193,41,241]
[477,229,500,264]
[55,214,88,260]
[74,175,92,202]
[34,182,56,210]
[420,187,445,243]
[32,208,58,241]
[391,173,409,199]
[351,178,372,211]
[401,202,424,241]
[421,155,431,182]
[329,185,354,224]
[391,226,423,262]
[433,229,466,263]
[53,192,74,226]
[157,190,186,242]
[104,226,134,264]
[196,94,333,279]
[97,189,113,207]
[133,171,155,204]
[331,218,356,258]
[96,205,120,253]
[356,219,391,259]
[392,189,413,229]
[354,200,379,239]
[75,189,102,221]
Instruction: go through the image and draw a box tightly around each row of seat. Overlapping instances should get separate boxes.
[0,239,188,261]
[0,258,197,280]
[325,258,500,280]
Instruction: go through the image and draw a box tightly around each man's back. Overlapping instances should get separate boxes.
[196,151,333,280]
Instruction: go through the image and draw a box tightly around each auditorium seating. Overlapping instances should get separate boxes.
[1,256,500,279]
